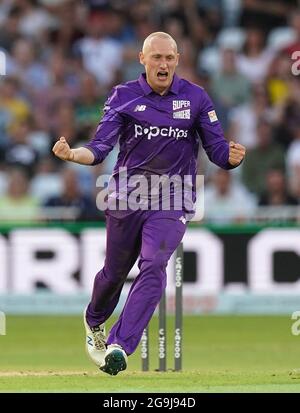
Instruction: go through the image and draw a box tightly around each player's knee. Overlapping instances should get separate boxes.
[113,269,128,284]
[96,266,127,286]
[145,253,167,274]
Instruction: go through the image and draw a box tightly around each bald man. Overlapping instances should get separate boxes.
[53,32,245,375]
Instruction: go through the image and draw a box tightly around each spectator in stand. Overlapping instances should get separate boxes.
[0,76,31,129]
[273,77,300,150]
[228,83,274,149]
[237,27,275,84]
[258,168,298,206]
[0,0,11,23]
[104,6,135,44]
[211,48,251,130]
[17,0,58,39]
[196,0,223,38]
[242,117,285,195]
[44,167,101,221]
[74,9,123,89]
[204,168,256,223]
[0,167,39,222]
[8,38,51,95]
[0,6,21,52]
[222,0,241,27]
[30,156,62,203]
[212,48,251,108]
[43,0,85,54]
[3,119,39,176]
[239,0,297,33]
[266,51,293,106]
[33,52,80,128]
[188,15,211,52]
[75,73,106,133]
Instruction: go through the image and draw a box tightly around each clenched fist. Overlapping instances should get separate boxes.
[228,141,246,167]
[52,137,74,161]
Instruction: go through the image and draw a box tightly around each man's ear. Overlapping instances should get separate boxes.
[139,51,145,65]
[176,53,180,67]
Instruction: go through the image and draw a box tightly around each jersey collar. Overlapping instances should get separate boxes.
[138,73,180,96]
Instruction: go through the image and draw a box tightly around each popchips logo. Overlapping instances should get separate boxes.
[134,124,188,140]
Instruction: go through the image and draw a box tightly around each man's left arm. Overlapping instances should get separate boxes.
[228,141,246,167]
[195,89,246,168]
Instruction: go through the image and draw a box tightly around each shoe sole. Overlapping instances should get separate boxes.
[100,349,127,376]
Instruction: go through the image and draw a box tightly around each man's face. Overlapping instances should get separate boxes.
[139,37,179,95]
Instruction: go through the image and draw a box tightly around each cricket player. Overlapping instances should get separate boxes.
[53,32,246,375]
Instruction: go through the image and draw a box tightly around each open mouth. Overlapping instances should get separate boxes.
[157,71,168,80]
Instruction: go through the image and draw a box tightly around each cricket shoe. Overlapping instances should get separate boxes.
[100,344,128,376]
[84,308,106,367]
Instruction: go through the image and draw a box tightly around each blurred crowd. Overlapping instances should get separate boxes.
[1,0,300,223]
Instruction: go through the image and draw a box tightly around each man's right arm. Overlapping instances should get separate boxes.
[52,137,95,165]
[52,86,124,166]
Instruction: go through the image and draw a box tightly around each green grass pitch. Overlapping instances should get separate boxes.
[0,315,300,392]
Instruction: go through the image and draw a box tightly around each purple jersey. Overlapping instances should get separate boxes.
[85,73,234,213]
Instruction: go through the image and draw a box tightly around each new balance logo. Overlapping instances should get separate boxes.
[87,336,93,347]
[134,105,147,112]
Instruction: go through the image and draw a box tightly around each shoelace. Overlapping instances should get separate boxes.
[92,327,106,351]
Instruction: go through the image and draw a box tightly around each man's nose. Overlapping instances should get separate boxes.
[159,60,168,68]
